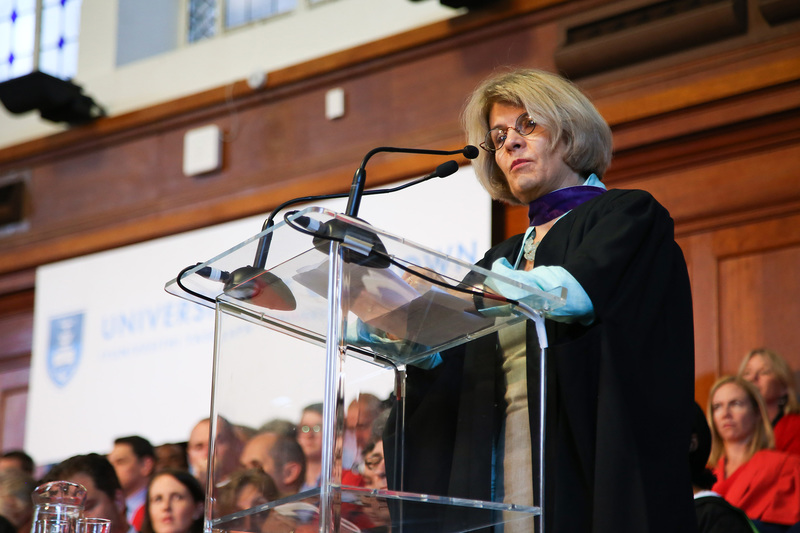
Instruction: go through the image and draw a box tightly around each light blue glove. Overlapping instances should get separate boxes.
[488,258,595,325]
[345,317,442,368]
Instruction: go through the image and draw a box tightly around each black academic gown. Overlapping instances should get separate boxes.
[385,189,698,533]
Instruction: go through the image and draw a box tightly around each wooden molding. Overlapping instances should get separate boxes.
[556,0,747,79]
[759,0,800,25]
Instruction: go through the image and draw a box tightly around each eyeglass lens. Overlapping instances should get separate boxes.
[484,113,536,152]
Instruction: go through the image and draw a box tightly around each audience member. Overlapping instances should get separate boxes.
[239,432,305,498]
[153,444,188,473]
[0,452,34,476]
[344,394,382,471]
[140,470,203,533]
[41,454,132,533]
[216,468,278,531]
[186,417,241,490]
[0,469,35,533]
[257,419,297,439]
[232,425,257,448]
[296,403,323,490]
[359,437,390,532]
[689,402,757,533]
[740,348,800,456]
[361,408,389,491]
[217,468,278,515]
[361,439,386,492]
[708,376,800,531]
[108,436,156,531]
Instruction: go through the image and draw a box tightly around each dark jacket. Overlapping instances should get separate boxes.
[387,189,698,533]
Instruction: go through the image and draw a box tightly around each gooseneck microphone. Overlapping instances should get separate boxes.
[176,145,478,306]
[253,148,475,269]
[345,145,479,218]
[191,264,297,310]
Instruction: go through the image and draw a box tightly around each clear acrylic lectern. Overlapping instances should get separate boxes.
[165,207,565,533]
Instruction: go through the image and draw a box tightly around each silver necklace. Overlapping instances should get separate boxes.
[523,232,539,262]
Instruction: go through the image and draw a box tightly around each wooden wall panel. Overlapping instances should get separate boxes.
[0,366,28,452]
[0,0,797,445]
[685,212,800,406]
[619,142,800,228]
[718,231,800,369]
[719,243,800,366]
[679,232,721,406]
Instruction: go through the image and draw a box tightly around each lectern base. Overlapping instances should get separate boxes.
[211,486,540,533]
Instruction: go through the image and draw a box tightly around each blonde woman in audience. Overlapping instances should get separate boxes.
[740,348,800,456]
[708,375,800,531]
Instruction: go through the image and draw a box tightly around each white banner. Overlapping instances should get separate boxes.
[27,166,492,465]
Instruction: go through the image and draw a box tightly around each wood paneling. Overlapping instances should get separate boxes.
[0,0,797,435]
[684,214,800,406]
[0,366,29,452]
[719,248,798,361]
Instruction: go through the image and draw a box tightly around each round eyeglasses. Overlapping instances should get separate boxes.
[480,112,537,153]
[300,424,321,434]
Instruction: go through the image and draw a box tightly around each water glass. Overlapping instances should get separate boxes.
[76,518,111,533]
[33,519,72,533]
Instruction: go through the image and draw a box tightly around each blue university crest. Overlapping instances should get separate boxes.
[47,313,84,387]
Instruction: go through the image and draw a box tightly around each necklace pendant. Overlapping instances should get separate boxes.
[523,235,539,262]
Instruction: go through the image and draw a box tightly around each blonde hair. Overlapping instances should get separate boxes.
[738,347,800,415]
[461,68,613,205]
[707,375,774,466]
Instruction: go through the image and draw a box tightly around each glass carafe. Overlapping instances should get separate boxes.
[31,481,87,533]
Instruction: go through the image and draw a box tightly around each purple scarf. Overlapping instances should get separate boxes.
[527,185,606,226]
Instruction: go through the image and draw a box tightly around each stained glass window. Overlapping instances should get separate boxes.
[188,0,216,43]
[0,0,82,83]
[1,0,36,81]
[226,0,296,29]
[39,0,82,80]
[188,0,296,38]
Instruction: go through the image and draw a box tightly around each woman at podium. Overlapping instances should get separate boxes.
[389,69,697,533]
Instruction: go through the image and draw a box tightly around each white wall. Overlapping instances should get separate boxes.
[0,0,462,149]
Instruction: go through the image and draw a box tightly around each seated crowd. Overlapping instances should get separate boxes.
[4,349,800,533]
[0,393,391,533]
[697,348,800,533]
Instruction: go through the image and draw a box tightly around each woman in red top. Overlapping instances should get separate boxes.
[740,348,800,457]
[708,375,800,530]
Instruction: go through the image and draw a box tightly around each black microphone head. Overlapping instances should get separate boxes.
[311,219,390,269]
[463,145,480,159]
[435,160,459,178]
[223,266,297,311]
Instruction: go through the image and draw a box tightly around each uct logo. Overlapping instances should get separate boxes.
[47,313,84,387]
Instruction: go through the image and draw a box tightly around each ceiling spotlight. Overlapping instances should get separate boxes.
[0,71,105,126]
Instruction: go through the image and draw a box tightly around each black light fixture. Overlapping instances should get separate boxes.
[0,71,105,126]
[408,0,501,9]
